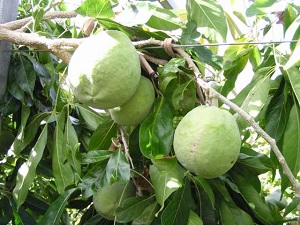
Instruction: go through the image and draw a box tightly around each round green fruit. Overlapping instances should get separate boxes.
[93,181,136,220]
[173,106,241,179]
[109,76,155,126]
[67,30,141,109]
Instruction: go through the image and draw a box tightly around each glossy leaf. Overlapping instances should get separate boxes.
[161,180,193,225]
[52,110,74,194]
[114,1,156,27]
[187,210,203,225]
[219,199,254,225]
[13,124,48,210]
[14,55,36,98]
[105,149,130,184]
[75,0,114,19]
[149,158,185,213]
[115,196,155,223]
[172,80,196,115]
[146,7,182,31]
[230,171,277,225]
[285,66,300,105]
[139,98,174,159]
[193,176,215,208]
[186,0,227,42]
[236,147,273,175]
[77,150,112,164]
[284,39,300,70]
[246,0,277,16]
[132,202,159,225]
[76,104,104,131]
[88,114,117,151]
[282,104,300,188]
[37,188,78,225]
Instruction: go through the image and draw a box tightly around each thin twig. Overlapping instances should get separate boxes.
[142,53,168,65]
[119,126,135,169]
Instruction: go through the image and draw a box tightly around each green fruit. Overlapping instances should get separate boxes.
[67,30,141,109]
[109,76,155,126]
[93,181,136,220]
[173,106,241,179]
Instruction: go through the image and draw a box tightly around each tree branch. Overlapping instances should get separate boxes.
[1,10,78,30]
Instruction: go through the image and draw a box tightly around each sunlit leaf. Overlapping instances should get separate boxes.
[149,158,185,214]
[246,0,277,16]
[285,66,300,105]
[187,210,203,225]
[186,0,227,42]
[13,124,48,210]
[76,0,114,19]
[77,150,112,164]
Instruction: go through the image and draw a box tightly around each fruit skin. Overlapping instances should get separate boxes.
[173,106,241,179]
[109,76,155,126]
[93,181,136,220]
[67,30,141,109]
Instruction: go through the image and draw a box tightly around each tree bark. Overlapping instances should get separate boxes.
[0,0,18,98]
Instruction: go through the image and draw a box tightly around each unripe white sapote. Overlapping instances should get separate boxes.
[93,181,136,220]
[173,106,241,179]
[67,30,141,109]
[109,76,155,126]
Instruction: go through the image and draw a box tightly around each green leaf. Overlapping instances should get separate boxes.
[219,199,254,225]
[265,79,291,141]
[114,2,156,27]
[76,104,103,131]
[285,66,300,105]
[188,210,203,225]
[12,124,48,210]
[230,171,276,225]
[149,158,185,214]
[115,196,155,223]
[284,39,300,70]
[88,114,117,150]
[37,188,78,225]
[172,80,196,115]
[139,98,174,159]
[235,70,271,131]
[282,104,300,187]
[246,0,278,16]
[52,110,75,194]
[105,149,130,184]
[186,0,227,42]
[132,202,160,225]
[283,197,300,217]
[14,55,36,98]
[12,112,49,155]
[161,180,193,225]
[77,150,112,164]
[193,176,215,208]
[236,147,273,175]
[75,0,114,19]
[146,7,182,31]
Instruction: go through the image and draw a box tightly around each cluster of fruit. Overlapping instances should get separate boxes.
[67,30,241,221]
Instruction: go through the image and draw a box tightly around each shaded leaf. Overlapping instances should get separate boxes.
[105,149,130,184]
[193,176,215,208]
[282,104,300,189]
[37,188,78,225]
[186,0,227,42]
[88,114,117,150]
[76,104,104,131]
[132,202,160,225]
[139,98,174,159]
[161,180,193,225]
[77,150,112,164]
[187,210,203,225]
[115,196,155,223]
